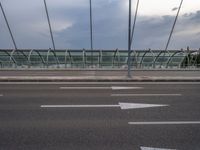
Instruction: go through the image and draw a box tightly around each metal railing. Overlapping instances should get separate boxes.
[0,49,199,69]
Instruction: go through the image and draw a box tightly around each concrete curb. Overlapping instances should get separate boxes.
[0,76,200,82]
[1,68,200,71]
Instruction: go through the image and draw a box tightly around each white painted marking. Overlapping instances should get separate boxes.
[111,86,143,90]
[129,121,200,125]
[41,102,168,110]
[111,94,182,97]
[60,87,110,90]
[60,86,143,90]
[0,94,3,97]
[141,146,176,150]
[0,82,199,85]
[41,104,118,108]
[119,103,168,110]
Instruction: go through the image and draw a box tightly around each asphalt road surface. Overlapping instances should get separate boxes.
[0,82,200,150]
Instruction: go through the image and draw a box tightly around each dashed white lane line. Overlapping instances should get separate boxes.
[129,121,200,125]
[111,86,143,90]
[60,87,110,90]
[140,146,176,150]
[60,86,143,90]
[111,94,182,97]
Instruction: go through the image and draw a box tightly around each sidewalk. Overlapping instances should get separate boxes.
[0,70,199,82]
[0,76,200,82]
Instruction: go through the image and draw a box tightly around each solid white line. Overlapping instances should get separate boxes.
[0,82,200,85]
[111,94,182,97]
[129,121,200,125]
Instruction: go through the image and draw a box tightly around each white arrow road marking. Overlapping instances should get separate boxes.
[111,94,182,97]
[119,103,168,110]
[41,103,168,110]
[140,146,176,150]
[60,86,143,90]
[129,121,200,125]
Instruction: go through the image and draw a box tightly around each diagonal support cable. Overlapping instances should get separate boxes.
[0,2,17,50]
[43,0,56,51]
[130,0,140,69]
[43,0,59,65]
[130,0,139,48]
[160,0,184,68]
[165,0,184,51]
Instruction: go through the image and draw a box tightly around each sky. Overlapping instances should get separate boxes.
[0,0,200,50]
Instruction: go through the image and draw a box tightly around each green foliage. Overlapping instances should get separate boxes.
[182,53,200,68]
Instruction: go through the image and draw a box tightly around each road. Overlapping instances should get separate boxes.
[0,82,200,150]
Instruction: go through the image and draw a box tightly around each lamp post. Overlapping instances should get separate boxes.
[127,0,132,78]
[89,0,94,67]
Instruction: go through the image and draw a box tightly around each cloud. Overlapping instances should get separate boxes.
[172,7,178,11]
[0,0,200,50]
[133,10,200,49]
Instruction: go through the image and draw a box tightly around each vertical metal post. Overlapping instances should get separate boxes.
[187,46,190,67]
[127,0,132,77]
[89,0,93,67]
[0,2,17,50]
[43,0,56,51]
[198,48,200,68]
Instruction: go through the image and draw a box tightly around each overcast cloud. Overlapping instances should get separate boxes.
[0,0,200,50]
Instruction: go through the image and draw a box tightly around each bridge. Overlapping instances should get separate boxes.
[1,1,200,150]
[1,0,200,72]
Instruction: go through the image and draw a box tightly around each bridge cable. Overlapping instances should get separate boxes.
[0,2,17,50]
[130,0,140,68]
[165,0,184,51]
[43,0,59,65]
[130,0,140,48]
[43,0,56,51]
[161,0,183,68]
